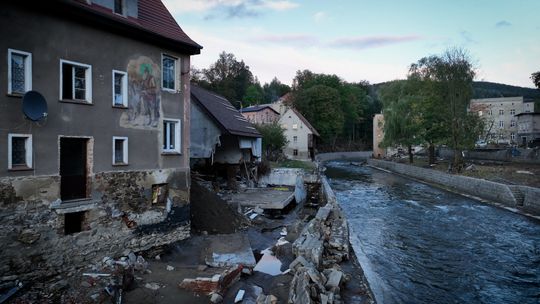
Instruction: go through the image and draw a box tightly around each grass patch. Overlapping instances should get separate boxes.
[270,159,316,171]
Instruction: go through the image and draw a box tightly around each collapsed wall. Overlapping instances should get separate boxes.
[0,168,190,283]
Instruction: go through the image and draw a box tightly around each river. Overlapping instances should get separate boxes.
[325,160,540,304]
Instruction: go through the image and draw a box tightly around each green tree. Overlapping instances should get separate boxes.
[262,77,291,103]
[532,71,540,89]
[254,122,288,160]
[294,85,344,148]
[243,83,264,105]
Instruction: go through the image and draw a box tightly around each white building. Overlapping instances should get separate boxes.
[279,108,319,160]
[470,97,535,144]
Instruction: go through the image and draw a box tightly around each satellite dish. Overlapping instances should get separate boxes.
[22,91,48,121]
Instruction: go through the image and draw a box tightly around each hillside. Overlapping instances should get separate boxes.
[472,81,540,99]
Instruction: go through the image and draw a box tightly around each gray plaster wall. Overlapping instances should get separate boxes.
[368,159,540,216]
[190,101,221,159]
[0,3,191,177]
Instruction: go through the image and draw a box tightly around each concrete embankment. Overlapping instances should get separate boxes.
[368,159,540,217]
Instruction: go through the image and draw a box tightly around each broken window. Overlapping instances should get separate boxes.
[162,54,177,91]
[163,119,181,153]
[8,49,32,95]
[8,134,32,169]
[61,60,92,102]
[112,136,128,165]
[113,70,128,107]
[64,211,85,235]
[151,183,168,204]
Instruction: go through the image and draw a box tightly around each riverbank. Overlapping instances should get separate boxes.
[368,159,540,218]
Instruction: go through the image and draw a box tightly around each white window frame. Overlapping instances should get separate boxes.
[292,123,298,130]
[59,59,92,103]
[112,70,128,107]
[499,109,504,115]
[510,120,516,127]
[163,118,181,153]
[8,133,32,169]
[7,49,32,95]
[161,54,178,92]
[499,121,504,128]
[112,136,128,165]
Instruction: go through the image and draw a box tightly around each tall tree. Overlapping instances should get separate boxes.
[243,83,264,106]
[254,122,287,161]
[532,71,540,89]
[262,77,291,103]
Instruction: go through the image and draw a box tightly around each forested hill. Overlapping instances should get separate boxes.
[472,81,540,99]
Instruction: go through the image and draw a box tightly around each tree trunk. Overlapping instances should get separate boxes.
[428,143,435,165]
[408,145,413,163]
[453,149,463,173]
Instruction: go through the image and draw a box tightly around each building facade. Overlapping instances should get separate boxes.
[279,108,319,160]
[240,104,280,124]
[470,97,535,144]
[0,0,200,282]
[516,113,540,146]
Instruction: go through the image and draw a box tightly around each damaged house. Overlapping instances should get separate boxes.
[190,84,262,183]
[0,0,201,282]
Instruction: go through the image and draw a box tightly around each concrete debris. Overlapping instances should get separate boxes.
[144,282,161,290]
[325,269,343,290]
[82,273,111,278]
[210,292,223,303]
[205,234,257,268]
[516,170,533,175]
[17,229,41,244]
[465,164,476,171]
[179,265,244,295]
[234,289,245,303]
[315,205,332,221]
[280,227,288,236]
[256,294,278,304]
[166,265,175,271]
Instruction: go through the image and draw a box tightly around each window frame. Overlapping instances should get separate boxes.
[112,136,129,165]
[161,54,178,92]
[7,49,32,95]
[499,109,504,115]
[499,121,504,128]
[293,136,298,143]
[113,0,125,16]
[8,133,33,170]
[112,70,128,108]
[59,59,92,103]
[162,118,181,154]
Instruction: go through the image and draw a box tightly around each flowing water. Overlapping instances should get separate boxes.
[325,161,540,304]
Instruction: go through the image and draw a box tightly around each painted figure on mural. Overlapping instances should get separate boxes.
[121,56,161,129]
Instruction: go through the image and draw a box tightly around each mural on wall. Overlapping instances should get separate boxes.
[120,56,161,129]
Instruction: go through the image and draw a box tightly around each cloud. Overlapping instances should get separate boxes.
[328,35,422,49]
[250,34,319,47]
[495,20,512,27]
[163,0,298,18]
[313,11,326,22]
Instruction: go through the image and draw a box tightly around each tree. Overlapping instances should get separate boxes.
[294,85,344,148]
[262,77,291,103]
[193,52,255,108]
[409,48,481,171]
[243,83,264,105]
[532,71,540,89]
[255,123,287,161]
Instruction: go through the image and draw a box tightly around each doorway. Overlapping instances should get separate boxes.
[60,137,88,201]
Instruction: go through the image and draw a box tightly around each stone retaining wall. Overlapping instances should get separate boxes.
[0,168,190,284]
[368,159,540,216]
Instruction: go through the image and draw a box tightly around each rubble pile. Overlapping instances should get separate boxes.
[288,185,351,303]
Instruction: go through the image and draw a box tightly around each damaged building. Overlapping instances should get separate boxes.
[190,84,262,184]
[0,0,201,283]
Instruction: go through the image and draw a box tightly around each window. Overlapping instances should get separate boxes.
[510,120,516,127]
[112,137,128,165]
[293,149,298,156]
[162,54,177,91]
[511,133,515,141]
[499,109,504,115]
[293,136,298,143]
[60,59,92,102]
[163,119,181,153]
[488,109,493,116]
[499,121,504,128]
[478,111,483,116]
[8,134,32,169]
[510,109,516,115]
[112,70,128,107]
[114,0,124,15]
[8,49,32,95]
[292,123,298,130]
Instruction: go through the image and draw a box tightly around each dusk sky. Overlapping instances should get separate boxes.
[163,0,540,88]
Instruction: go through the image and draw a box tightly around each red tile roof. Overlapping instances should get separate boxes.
[71,0,201,53]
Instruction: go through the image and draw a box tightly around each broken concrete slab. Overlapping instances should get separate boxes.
[205,234,257,268]
[325,270,343,290]
[222,188,295,211]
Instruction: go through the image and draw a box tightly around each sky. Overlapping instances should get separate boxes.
[163,0,540,88]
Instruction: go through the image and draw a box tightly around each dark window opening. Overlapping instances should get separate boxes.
[60,138,88,201]
[114,0,124,14]
[152,183,169,204]
[62,62,88,101]
[11,137,26,166]
[293,149,298,156]
[65,211,85,235]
